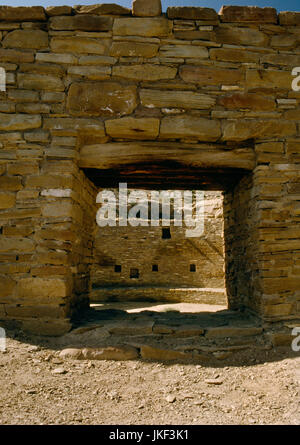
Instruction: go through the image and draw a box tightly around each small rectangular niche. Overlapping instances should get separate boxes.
[190,264,196,272]
[114,265,122,273]
[162,228,171,239]
[152,264,158,272]
[130,268,139,279]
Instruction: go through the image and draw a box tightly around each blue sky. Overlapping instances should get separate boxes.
[3,0,300,13]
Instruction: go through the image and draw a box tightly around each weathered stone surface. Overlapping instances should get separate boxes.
[36,52,77,64]
[113,17,172,37]
[46,6,73,16]
[0,176,22,191]
[0,6,46,22]
[279,11,300,25]
[105,117,160,139]
[246,70,292,91]
[60,346,139,360]
[179,65,242,85]
[0,114,41,131]
[0,275,15,297]
[21,319,72,336]
[167,6,218,21]
[222,120,296,142]
[215,27,268,47]
[75,4,130,16]
[0,238,34,253]
[0,49,34,63]
[49,15,113,31]
[206,327,262,338]
[67,81,137,117]
[160,116,221,141]
[43,117,105,133]
[2,30,48,50]
[219,6,277,23]
[210,48,259,63]
[110,41,158,58]
[51,37,110,55]
[159,44,208,59]
[67,66,111,80]
[0,193,15,209]
[132,0,162,17]
[113,64,177,81]
[17,278,70,300]
[219,93,275,111]
[140,89,215,109]
[18,73,64,91]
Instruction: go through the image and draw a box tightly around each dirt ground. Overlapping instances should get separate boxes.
[0,327,299,425]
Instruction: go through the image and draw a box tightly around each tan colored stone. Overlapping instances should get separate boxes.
[16,103,50,114]
[140,89,215,109]
[222,120,296,142]
[160,116,221,141]
[21,319,72,336]
[113,17,172,37]
[215,27,268,47]
[17,277,71,300]
[132,0,162,17]
[46,6,73,16]
[0,6,46,22]
[113,64,177,81]
[110,41,158,58]
[75,4,130,16]
[51,37,110,55]
[206,326,262,338]
[279,11,300,25]
[271,34,297,49]
[78,55,117,65]
[218,93,275,111]
[67,66,111,80]
[43,118,105,134]
[8,89,39,102]
[174,30,214,40]
[0,193,15,209]
[36,52,77,64]
[18,73,64,92]
[261,53,300,67]
[159,44,208,59]
[0,176,22,191]
[219,6,277,23]
[179,65,242,85]
[19,63,64,77]
[49,15,113,31]
[0,275,15,297]
[0,237,35,253]
[105,117,160,139]
[0,49,34,63]
[263,304,293,317]
[0,114,41,131]
[67,81,137,117]
[210,48,259,63]
[246,70,292,91]
[2,30,48,50]
[167,6,218,21]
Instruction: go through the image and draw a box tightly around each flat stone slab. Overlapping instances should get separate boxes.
[59,346,139,360]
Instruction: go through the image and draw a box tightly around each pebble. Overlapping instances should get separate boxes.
[165,395,176,403]
[52,368,67,375]
[205,378,223,385]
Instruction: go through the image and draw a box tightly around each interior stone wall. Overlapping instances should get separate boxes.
[0,3,299,334]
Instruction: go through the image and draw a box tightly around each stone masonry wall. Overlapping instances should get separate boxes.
[0,3,299,334]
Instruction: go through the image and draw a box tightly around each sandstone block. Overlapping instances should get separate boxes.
[49,15,113,31]
[2,30,48,50]
[8,89,39,102]
[36,52,77,64]
[20,319,72,336]
[205,327,262,338]
[159,44,208,59]
[0,114,41,131]
[179,65,242,85]
[113,64,177,81]
[132,0,162,17]
[67,81,137,117]
[18,73,64,92]
[160,116,221,141]
[140,89,215,109]
[51,37,110,55]
[0,237,35,253]
[279,11,300,25]
[75,4,130,15]
[46,6,73,16]
[17,277,70,300]
[218,93,275,111]
[0,49,34,63]
[210,48,259,63]
[167,7,218,21]
[0,6,46,22]
[246,70,292,91]
[0,176,22,191]
[113,17,172,37]
[60,346,139,360]
[0,193,15,209]
[110,41,158,58]
[67,66,111,80]
[215,27,268,47]
[222,120,296,142]
[0,275,15,297]
[263,304,293,317]
[105,117,160,139]
[219,6,277,23]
